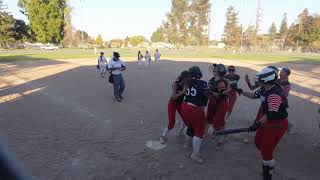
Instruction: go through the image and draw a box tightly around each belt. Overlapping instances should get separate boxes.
[186,102,197,107]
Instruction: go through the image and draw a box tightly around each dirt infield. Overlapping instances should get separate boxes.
[0,58,319,180]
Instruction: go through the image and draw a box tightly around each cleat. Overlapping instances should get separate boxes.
[190,153,204,164]
[216,142,224,150]
[159,136,167,144]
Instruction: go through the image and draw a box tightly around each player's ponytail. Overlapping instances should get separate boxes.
[178,70,190,82]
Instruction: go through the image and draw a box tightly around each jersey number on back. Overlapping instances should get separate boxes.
[186,87,197,96]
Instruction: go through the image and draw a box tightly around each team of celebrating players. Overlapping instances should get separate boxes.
[160,63,291,180]
[98,50,294,179]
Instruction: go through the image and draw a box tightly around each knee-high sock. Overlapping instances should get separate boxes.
[192,136,203,155]
[178,122,186,134]
[162,127,170,137]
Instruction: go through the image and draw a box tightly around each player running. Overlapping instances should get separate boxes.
[181,66,208,163]
[159,70,190,144]
[225,65,241,120]
[246,67,289,180]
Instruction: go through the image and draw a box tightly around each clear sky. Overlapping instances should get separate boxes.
[4,0,320,41]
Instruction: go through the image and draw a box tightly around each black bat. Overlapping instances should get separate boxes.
[214,128,256,136]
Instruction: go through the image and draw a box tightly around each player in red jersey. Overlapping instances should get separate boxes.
[160,70,190,144]
[246,67,289,180]
[225,65,241,120]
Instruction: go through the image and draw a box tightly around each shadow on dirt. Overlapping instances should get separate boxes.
[0,59,319,180]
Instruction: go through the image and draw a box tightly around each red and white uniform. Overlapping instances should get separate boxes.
[277,79,291,98]
[206,77,216,124]
[167,81,185,130]
[225,74,240,114]
[208,78,229,131]
[254,85,288,161]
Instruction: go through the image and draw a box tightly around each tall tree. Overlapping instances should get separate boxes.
[0,1,14,47]
[74,30,90,45]
[279,13,288,39]
[160,0,211,46]
[296,8,313,46]
[243,25,256,48]
[95,34,103,47]
[151,26,165,42]
[222,6,241,49]
[189,0,211,45]
[286,23,299,46]
[165,0,189,45]
[268,22,277,39]
[12,19,31,42]
[63,0,74,47]
[18,0,66,44]
[309,15,320,47]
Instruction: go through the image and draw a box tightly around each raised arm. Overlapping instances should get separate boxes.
[245,74,259,90]
[171,82,187,100]
[241,91,256,99]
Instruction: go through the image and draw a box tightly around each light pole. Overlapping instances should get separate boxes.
[80,0,85,51]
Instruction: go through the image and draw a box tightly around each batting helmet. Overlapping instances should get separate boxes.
[256,67,277,83]
[266,65,279,80]
[216,64,227,76]
[267,65,279,73]
[189,66,202,79]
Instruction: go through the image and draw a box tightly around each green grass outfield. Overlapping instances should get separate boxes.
[1,48,319,64]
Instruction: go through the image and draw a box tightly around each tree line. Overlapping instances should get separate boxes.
[0,0,30,47]
[222,6,320,51]
[0,0,103,48]
[1,0,319,51]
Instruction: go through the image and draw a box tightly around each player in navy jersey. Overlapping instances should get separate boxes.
[159,70,190,144]
[225,65,241,120]
[181,66,208,163]
[246,67,289,180]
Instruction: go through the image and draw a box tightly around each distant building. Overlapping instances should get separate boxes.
[137,42,150,49]
[209,42,226,49]
[151,42,175,49]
